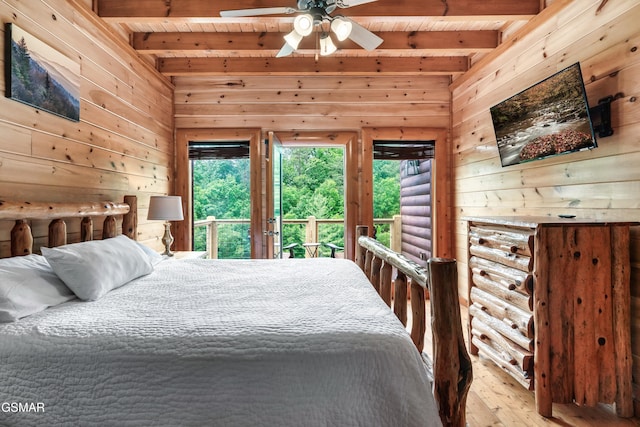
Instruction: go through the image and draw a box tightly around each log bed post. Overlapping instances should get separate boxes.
[102,216,117,239]
[48,219,67,248]
[410,281,426,353]
[81,217,93,242]
[364,250,373,281]
[122,195,138,240]
[429,258,473,427]
[370,256,382,293]
[394,271,408,326]
[10,220,33,256]
[380,262,392,307]
[355,225,368,269]
[356,225,472,427]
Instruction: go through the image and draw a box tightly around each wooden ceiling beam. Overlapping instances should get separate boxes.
[132,30,499,54]
[96,0,540,20]
[157,56,469,76]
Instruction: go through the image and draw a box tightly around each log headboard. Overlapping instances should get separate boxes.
[0,195,137,258]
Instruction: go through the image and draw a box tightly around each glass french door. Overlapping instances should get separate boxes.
[266,132,284,258]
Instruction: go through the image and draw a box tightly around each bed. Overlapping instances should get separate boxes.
[0,196,471,426]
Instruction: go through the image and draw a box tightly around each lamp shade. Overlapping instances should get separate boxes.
[331,17,352,41]
[319,34,337,56]
[293,14,314,36]
[283,29,304,50]
[147,196,184,221]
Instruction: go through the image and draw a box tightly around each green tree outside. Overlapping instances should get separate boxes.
[192,148,400,258]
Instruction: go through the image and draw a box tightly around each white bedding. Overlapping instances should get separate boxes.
[0,258,441,426]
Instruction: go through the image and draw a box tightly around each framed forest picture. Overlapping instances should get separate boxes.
[5,23,80,122]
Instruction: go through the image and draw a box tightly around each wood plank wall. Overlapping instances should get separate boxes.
[173,75,451,131]
[172,75,452,256]
[0,0,174,255]
[451,0,640,411]
[400,159,432,266]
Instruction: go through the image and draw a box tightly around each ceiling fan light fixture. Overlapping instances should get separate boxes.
[319,33,337,56]
[222,0,383,58]
[283,29,304,49]
[293,14,314,36]
[330,17,352,41]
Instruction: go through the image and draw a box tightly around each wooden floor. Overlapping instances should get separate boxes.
[420,302,640,427]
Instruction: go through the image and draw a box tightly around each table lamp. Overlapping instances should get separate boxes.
[147,196,184,256]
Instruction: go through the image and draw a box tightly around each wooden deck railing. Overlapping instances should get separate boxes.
[355,224,472,427]
[194,215,402,259]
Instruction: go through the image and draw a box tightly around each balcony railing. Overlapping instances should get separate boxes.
[194,215,401,259]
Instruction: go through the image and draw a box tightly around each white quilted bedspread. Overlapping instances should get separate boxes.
[0,258,441,427]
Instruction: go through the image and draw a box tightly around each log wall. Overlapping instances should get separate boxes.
[451,0,640,412]
[400,159,433,266]
[0,0,174,256]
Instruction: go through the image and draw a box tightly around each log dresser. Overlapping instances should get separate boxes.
[463,216,636,418]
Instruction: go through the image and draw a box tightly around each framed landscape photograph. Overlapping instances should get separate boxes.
[5,23,80,121]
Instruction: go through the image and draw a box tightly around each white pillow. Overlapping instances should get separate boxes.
[0,254,76,322]
[42,235,154,301]
[134,241,165,266]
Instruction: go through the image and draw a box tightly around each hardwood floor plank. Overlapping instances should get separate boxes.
[466,390,505,426]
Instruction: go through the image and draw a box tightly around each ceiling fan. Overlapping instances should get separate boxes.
[220,0,383,57]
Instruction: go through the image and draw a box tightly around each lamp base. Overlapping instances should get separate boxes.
[161,222,175,256]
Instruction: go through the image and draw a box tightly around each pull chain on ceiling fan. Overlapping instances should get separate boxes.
[220,0,383,58]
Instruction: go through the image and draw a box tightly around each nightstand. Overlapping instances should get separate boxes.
[172,251,208,260]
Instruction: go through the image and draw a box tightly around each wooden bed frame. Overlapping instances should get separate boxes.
[0,196,472,426]
[0,196,138,257]
[355,225,473,427]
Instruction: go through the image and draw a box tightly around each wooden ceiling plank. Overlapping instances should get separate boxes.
[174,88,451,105]
[172,75,452,91]
[174,102,449,117]
[96,0,540,20]
[158,56,468,76]
[174,115,451,130]
[132,30,499,53]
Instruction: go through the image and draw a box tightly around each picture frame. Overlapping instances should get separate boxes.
[5,23,80,122]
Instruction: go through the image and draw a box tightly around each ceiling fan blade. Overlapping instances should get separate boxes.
[345,19,383,51]
[276,42,296,58]
[338,0,378,8]
[220,7,297,17]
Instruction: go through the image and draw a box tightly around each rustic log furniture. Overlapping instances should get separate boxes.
[356,225,473,427]
[0,196,466,426]
[464,216,635,418]
[1,196,137,256]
